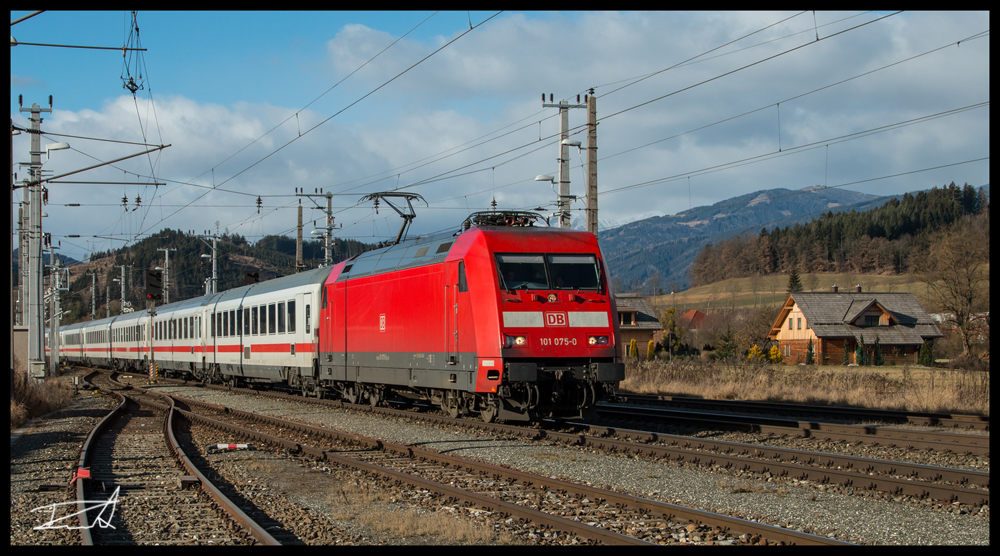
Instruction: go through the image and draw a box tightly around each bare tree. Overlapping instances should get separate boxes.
[917,215,990,357]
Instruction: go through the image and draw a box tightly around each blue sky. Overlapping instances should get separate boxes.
[11,11,991,264]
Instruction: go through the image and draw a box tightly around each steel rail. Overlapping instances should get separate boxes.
[85,372,281,545]
[166,391,850,545]
[612,394,990,430]
[596,405,989,456]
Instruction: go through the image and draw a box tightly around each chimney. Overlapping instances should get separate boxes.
[855,284,862,293]
[832,284,838,293]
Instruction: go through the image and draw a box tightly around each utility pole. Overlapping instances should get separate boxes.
[19,98,51,380]
[295,188,336,267]
[113,264,131,314]
[87,272,97,320]
[585,90,599,236]
[156,248,176,304]
[542,94,585,229]
[295,202,304,273]
[46,247,67,377]
[198,234,218,294]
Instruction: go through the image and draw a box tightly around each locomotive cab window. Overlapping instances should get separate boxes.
[547,254,600,290]
[496,254,548,290]
[495,253,601,291]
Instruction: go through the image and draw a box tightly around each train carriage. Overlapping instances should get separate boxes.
[54,206,624,423]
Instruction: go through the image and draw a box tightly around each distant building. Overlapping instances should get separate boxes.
[678,309,711,330]
[768,286,943,365]
[614,293,663,352]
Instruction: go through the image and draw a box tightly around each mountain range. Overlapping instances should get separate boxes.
[593,185,928,292]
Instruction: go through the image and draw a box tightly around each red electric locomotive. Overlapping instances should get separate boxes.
[314,202,624,422]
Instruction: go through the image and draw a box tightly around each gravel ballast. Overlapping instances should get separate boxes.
[149,385,989,545]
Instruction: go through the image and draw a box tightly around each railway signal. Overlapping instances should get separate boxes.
[146,269,163,300]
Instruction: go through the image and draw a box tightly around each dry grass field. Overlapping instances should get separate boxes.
[649,272,938,314]
[619,358,990,416]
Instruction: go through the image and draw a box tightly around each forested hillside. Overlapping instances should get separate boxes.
[52,230,375,325]
[689,183,989,287]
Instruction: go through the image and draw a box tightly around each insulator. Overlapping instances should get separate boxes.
[135,195,141,206]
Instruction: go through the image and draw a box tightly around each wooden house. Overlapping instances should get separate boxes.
[768,286,943,365]
[614,293,663,353]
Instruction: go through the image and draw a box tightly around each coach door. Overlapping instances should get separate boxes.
[445,260,467,365]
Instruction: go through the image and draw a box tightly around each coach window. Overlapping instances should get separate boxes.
[223,311,229,337]
[183,318,188,339]
[251,306,258,335]
[287,300,295,333]
[211,313,216,337]
[244,308,250,335]
[277,302,286,333]
[231,310,238,337]
[268,303,277,334]
[305,304,311,334]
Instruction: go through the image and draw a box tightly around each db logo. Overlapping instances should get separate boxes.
[379,314,386,331]
[545,312,568,327]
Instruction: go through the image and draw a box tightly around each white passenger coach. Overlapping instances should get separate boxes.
[55,266,328,389]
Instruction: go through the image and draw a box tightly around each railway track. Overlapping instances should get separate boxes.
[593,404,990,456]
[141,372,989,508]
[156,386,848,545]
[612,393,990,431]
[79,372,278,545]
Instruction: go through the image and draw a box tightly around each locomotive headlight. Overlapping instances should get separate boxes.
[504,334,528,348]
[588,335,609,346]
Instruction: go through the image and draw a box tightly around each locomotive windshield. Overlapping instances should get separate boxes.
[496,253,601,291]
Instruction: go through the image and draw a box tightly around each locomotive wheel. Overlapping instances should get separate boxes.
[344,386,359,404]
[479,403,498,423]
[446,401,460,419]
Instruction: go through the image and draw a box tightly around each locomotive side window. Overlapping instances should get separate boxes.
[268,303,276,334]
[277,302,286,334]
[458,262,468,292]
[287,300,295,333]
[496,254,548,290]
[547,254,600,290]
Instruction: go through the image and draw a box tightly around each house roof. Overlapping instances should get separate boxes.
[769,292,943,345]
[679,309,711,330]
[614,293,662,330]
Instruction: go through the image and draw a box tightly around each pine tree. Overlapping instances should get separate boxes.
[805,338,814,365]
[918,340,934,367]
[786,268,803,293]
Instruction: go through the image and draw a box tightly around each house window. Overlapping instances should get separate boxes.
[865,315,879,327]
[797,318,802,330]
[785,344,790,357]
[788,318,793,330]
